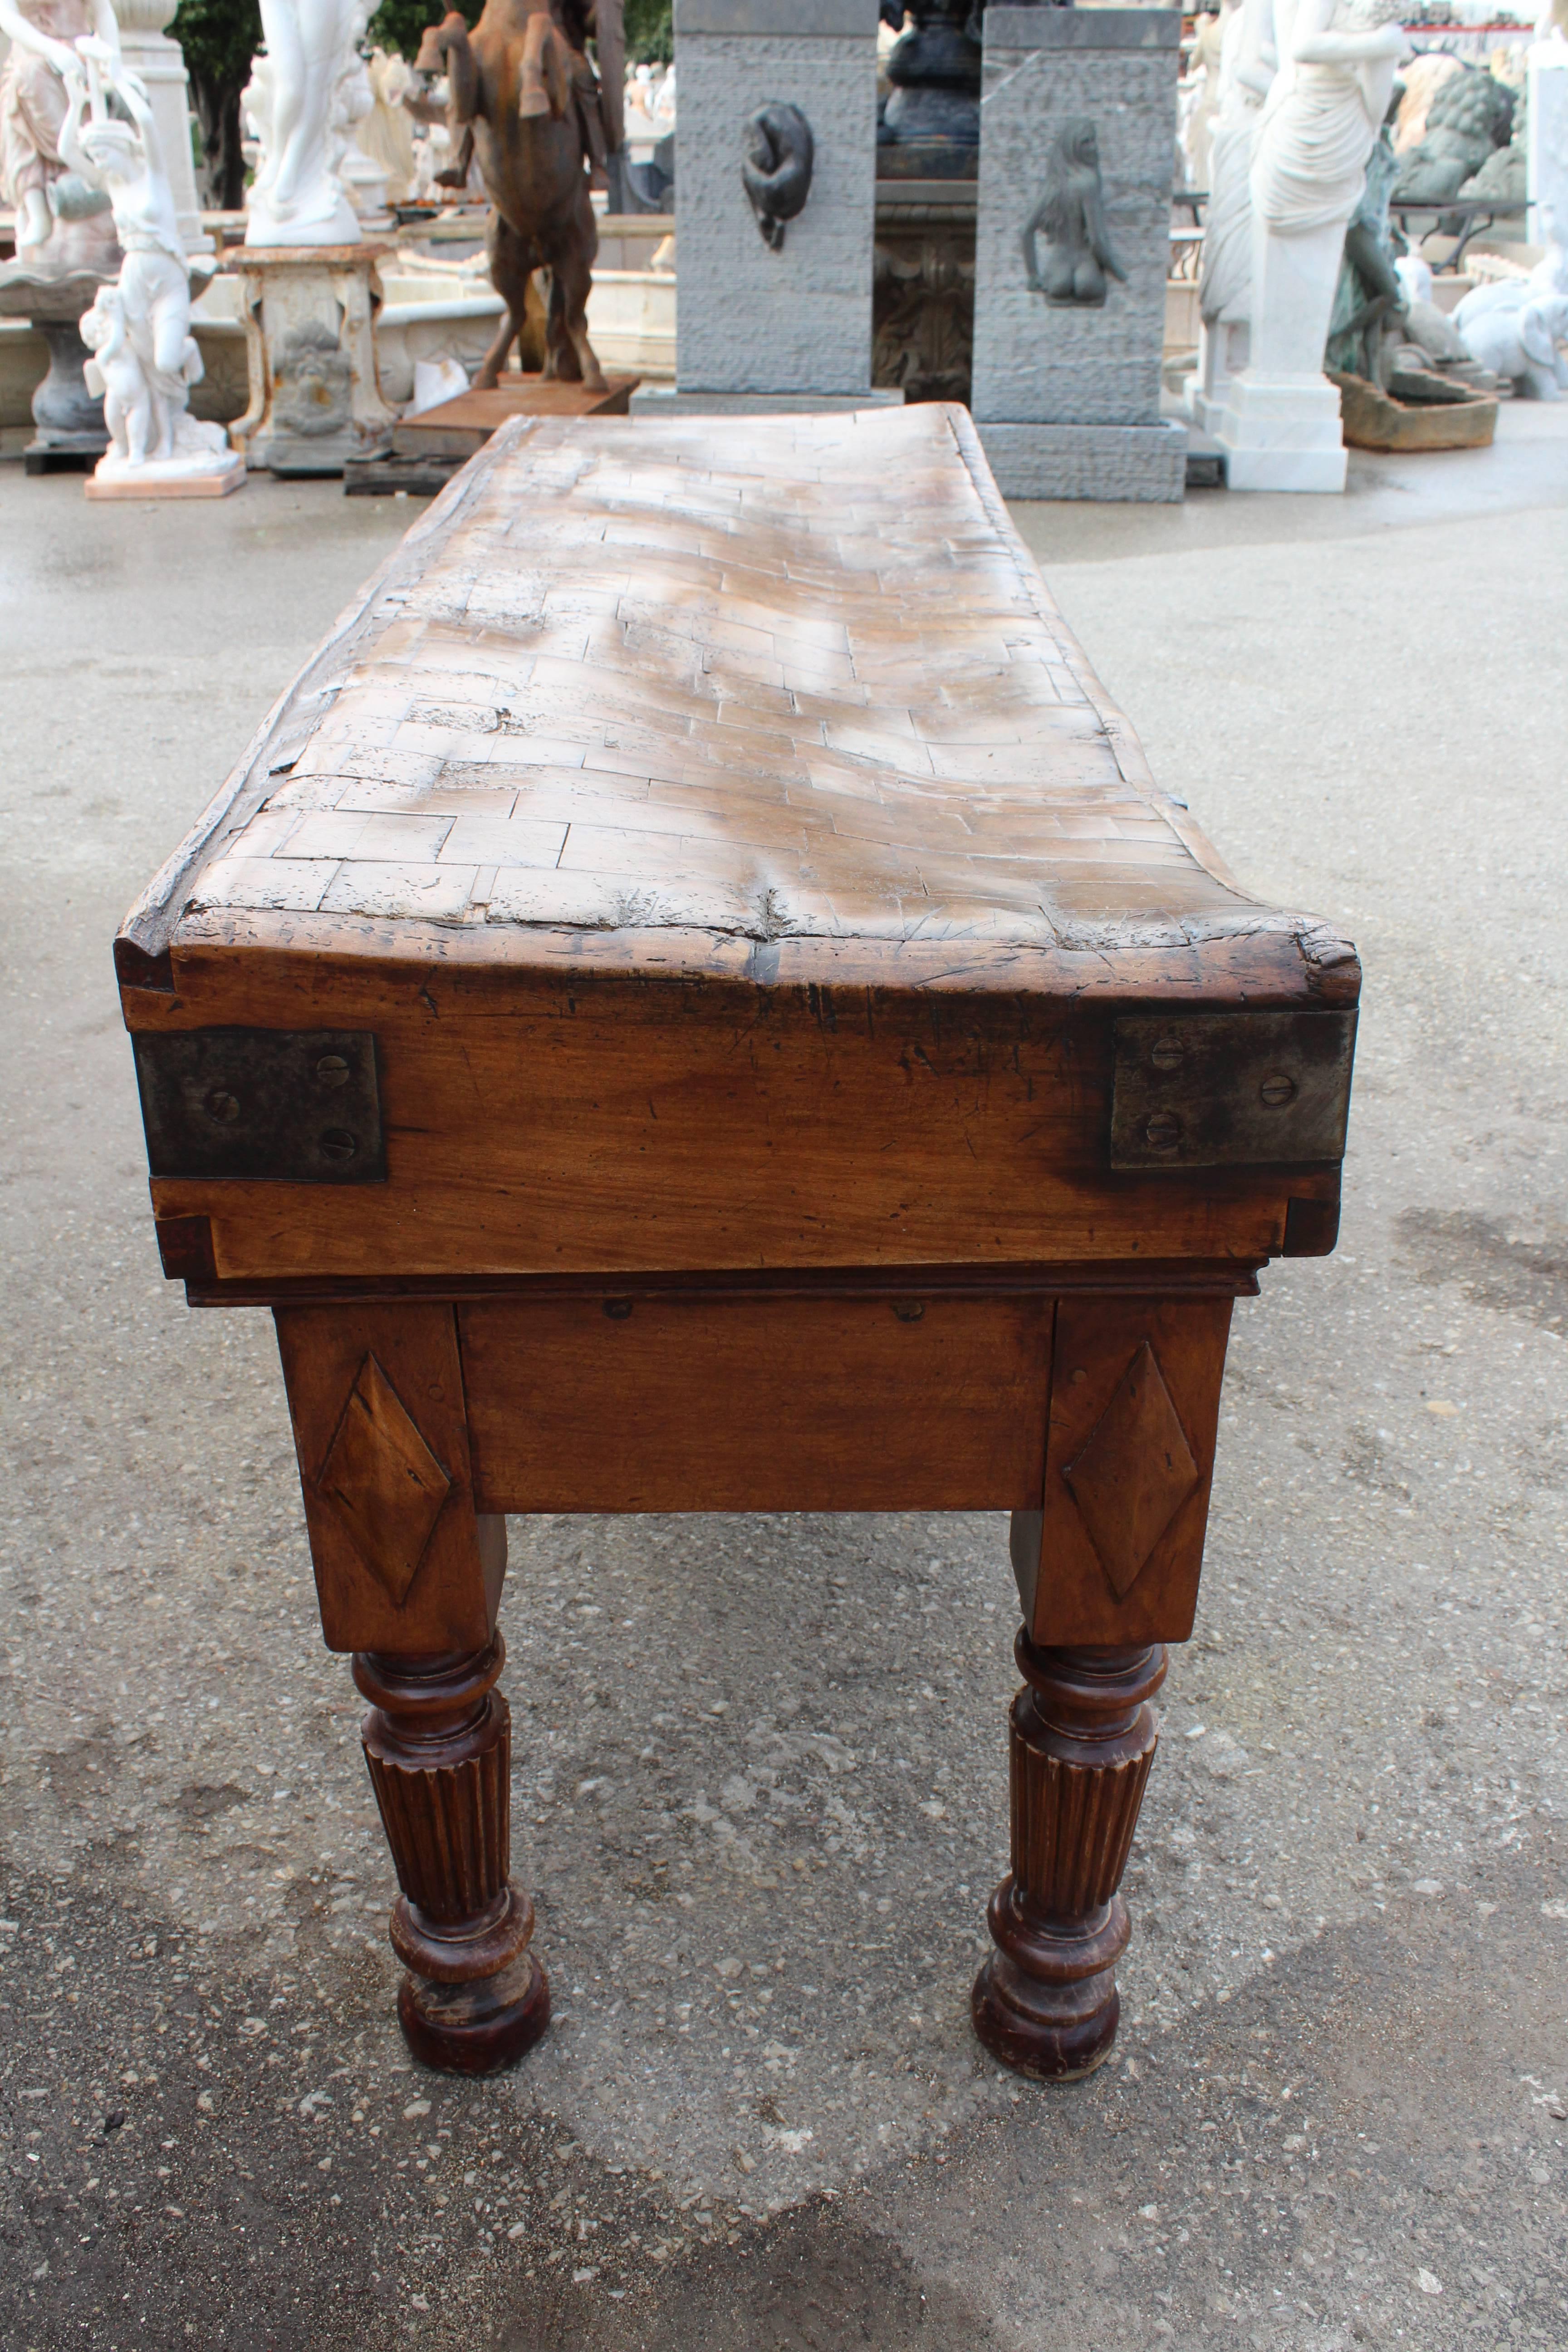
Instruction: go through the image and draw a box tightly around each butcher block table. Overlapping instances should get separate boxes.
[115,405,1357,2079]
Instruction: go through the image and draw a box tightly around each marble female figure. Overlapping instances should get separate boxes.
[0,0,121,263]
[245,0,370,245]
[1247,0,1405,376]
[1215,0,1406,488]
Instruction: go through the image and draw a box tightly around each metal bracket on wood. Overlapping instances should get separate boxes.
[132,1029,386,1184]
[1109,1011,1356,1171]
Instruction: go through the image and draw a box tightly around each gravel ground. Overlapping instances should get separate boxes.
[1,409,1565,2349]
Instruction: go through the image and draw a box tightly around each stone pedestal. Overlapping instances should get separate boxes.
[0,264,115,463]
[230,246,398,476]
[1214,370,1347,494]
[970,8,1186,503]
[662,0,882,408]
[112,0,214,257]
[1213,208,1354,494]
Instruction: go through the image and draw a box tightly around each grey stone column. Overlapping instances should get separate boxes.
[636,0,897,414]
[970,7,1185,501]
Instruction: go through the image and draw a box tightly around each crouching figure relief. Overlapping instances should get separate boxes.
[1023,117,1126,307]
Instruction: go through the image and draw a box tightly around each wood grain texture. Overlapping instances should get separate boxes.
[273,1303,504,1652]
[973,1637,1166,2079]
[1025,1294,1233,1646]
[131,944,1341,1280]
[457,1291,1054,1512]
[355,1640,550,2073]
[117,403,1356,985]
[115,403,1355,1283]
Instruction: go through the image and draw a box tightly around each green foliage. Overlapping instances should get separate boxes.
[169,0,263,210]
[169,0,262,86]
[625,0,673,64]
[367,0,482,59]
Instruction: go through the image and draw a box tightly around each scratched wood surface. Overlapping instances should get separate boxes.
[117,404,1356,1281]
[120,403,1347,981]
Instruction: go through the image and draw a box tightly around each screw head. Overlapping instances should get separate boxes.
[1149,1037,1185,1073]
[206,1089,240,1124]
[1143,1110,1184,1154]
[1259,1072,1298,1108]
[315,1054,350,1090]
[319,1129,357,1162]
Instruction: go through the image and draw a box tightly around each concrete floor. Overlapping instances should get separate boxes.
[1,409,1565,2352]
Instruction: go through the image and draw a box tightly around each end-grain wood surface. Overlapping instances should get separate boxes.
[117,405,1356,1280]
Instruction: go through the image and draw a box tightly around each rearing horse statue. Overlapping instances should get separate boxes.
[415,0,616,393]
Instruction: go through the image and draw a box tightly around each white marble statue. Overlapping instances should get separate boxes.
[1181,5,1235,194]
[1455,280,1568,395]
[60,44,240,484]
[1529,37,1568,280]
[245,0,371,248]
[0,0,121,266]
[1187,0,1277,429]
[356,44,417,207]
[1216,0,1407,490]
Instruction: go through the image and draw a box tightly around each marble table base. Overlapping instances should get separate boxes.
[230,245,397,476]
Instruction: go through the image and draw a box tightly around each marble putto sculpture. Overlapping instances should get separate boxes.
[1215,0,1406,491]
[245,0,372,248]
[62,44,243,492]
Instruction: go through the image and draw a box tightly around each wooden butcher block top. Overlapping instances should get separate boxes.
[115,404,1358,1289]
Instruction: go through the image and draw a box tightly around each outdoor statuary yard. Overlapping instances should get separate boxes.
[1,402,1565,2352]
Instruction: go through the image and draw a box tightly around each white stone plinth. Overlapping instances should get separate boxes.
[112,0,214,256]
[86,438,245,497]
[230,245,397,475]
[1213,370,1347,493]
[673,0,880,398]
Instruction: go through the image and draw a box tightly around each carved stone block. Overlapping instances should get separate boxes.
[671,0,881,397]
[971,7,1186,500]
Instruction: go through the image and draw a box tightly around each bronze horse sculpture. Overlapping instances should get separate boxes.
[415,1,622,392]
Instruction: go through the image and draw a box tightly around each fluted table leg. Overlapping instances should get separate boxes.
[355,1635,550,2074]
[972,1633,1166,2080]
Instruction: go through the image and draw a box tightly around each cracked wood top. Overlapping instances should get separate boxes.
[120,403,1348,997]
[117,404,1357,1284]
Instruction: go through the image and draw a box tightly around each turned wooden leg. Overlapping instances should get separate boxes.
[355,1635,550,2074]
[972,1632,1166,2081]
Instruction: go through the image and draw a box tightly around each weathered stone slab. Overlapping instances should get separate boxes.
[673,0,880,396]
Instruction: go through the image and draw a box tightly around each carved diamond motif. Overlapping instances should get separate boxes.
[317,1354,451,1607]
[1063,1342,1200,1602]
